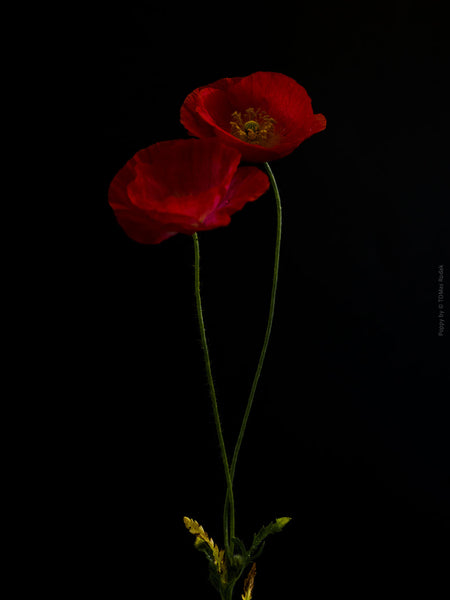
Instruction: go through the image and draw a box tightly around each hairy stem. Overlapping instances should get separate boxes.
[223,161,282,530]
[193,232,235,558]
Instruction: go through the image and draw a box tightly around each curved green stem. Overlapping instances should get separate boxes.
[193,232,235,558]
[224,161,282,530]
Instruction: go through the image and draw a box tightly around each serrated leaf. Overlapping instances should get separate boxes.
[251,541,265,561]
[183,516,227,582]
[195,538,215,560]
[184,516,208,540]
[241,563,257,600]
[248,517,292,559]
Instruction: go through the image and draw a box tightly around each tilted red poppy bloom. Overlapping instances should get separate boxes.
[180,71,326,163]
[108,138,269,244]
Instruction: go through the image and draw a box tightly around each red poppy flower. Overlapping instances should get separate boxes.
[108,138,269,244]
[180,71,326,163]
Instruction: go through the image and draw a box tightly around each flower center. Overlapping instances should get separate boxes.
[230,108,276,145]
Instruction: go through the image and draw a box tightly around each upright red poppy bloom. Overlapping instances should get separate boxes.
[108,138,269,244]
[180,71,326,163]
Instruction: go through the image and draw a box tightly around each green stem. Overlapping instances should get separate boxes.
[224,162,282,528]
[193,232,235,558]
[222,583,235,600]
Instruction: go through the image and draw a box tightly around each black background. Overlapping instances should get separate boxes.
[87,3,449,598]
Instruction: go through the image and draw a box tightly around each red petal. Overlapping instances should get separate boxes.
[203,166,270,228]
[112,206,178,244]
[180,72,326,162]
[108,138,248,244]
[180,76,244,138]
[310,113,327,135]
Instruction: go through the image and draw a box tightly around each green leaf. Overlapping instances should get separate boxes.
[194,538,216,562]
[274,517,292,531]
[251,541,265,561]
[231,536,248,558]
[207,562,223,593]
[193,540,225,593]
[248,517,292,559]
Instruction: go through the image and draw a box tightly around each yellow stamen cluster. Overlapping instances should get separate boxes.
[230,108,276,145]
[183,517,227,577]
